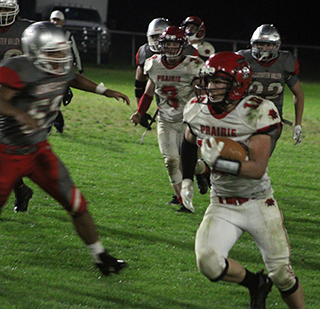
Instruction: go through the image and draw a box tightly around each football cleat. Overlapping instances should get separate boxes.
[14,185,33,212]
[195,174,208,194]
[169,195,180,205]
[177,204,192,213]
[95,252,127,276]
[249,270,273,309]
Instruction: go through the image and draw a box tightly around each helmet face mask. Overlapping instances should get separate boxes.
[146,18,170,52]
[22,22,73,75]
[0,0,19,26]
[158,26,187,59]
[197,52,252,113]
[250,24,281,62]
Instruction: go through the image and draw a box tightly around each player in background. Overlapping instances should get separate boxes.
[181,16,215,61]
[238,24,304,146]
[134,17,170,128]
[130,26,204,213]
[0,21,129,275]
[134,18,199,129]
[180,52,305,308]
[0,0,33,212]
[180,16,215,195]
[49,10,84,134]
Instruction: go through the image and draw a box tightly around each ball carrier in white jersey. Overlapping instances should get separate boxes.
[180,52,305,308]
[130,26,204,213]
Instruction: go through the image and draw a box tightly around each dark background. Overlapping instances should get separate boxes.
[107,0,319,46]
[19,1,320,79]
[19,0,319,46]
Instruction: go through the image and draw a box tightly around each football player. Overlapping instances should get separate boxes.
[180,52,305,308]
[131,26,204,213]
[0,0,34,212]
[181,16,215,61]
[238,24,304,146]
[134,18,199,129]
[0,22,129,276]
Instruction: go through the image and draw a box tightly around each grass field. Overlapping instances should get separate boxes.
[1,64,319,309]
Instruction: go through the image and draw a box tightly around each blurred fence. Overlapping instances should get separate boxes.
[104,30,320,81]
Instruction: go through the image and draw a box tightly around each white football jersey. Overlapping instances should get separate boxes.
[183,94,282,198]
[144,54,204,123]
[192,40,215,60]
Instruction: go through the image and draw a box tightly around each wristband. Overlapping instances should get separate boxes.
[95,82,108,94]
[213,156,241,176]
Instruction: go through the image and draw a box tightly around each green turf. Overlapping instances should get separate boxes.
[0,64,319,308]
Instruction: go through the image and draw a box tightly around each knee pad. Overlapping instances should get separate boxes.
[70,187,87,215]
[196,250,227,281]
[268,264,297,292]
[164,157,181,184]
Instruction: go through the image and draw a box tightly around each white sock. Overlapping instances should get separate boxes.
[87,241,105,263]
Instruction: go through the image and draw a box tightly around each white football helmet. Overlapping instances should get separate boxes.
[0,0,19,26]
[181,16,206,43]
[22,22,73,75]
[146,17,170,52]
[250,24,281,62]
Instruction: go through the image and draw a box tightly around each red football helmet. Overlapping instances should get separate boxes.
[198,52,252,112]
[181,16,206,42]
[158,26,188,59]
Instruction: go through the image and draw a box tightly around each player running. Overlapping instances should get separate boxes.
[180,52,305,308]
[0,21,129,276]
[131,26,204,213]
[0,0,34,212]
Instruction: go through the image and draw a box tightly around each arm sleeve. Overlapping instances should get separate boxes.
[0,67,24,89]
[181,135,198,180]
[137,93,153,116]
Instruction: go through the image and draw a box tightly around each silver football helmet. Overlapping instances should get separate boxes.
[250,24,281,62]
[0,0,19,26]
[146,17,170,52]
[22,22,73,75]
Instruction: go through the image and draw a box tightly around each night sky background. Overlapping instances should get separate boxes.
[107,0,319,46]
[18,0,320,77]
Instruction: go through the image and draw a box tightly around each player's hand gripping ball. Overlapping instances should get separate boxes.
[213,137,248,161]
[202,137,247,169]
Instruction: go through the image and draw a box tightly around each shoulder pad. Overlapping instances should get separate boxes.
[183,96,206,123]
[144,54,161,73]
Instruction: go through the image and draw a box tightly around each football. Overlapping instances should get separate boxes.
[206,137,248,161]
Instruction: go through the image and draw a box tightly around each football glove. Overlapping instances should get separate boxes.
[139,113,152,129]
[181,179,195,213]
[200,137,225,169]
[292,125,302,146]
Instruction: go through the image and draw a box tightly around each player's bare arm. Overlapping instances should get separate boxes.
[290,80,304,126]
[239,134,271,179]
[0,84,39,130]
[130,78,155,125]
[69,73,130,105]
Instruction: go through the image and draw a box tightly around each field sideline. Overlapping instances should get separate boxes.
[0,64,319,309]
